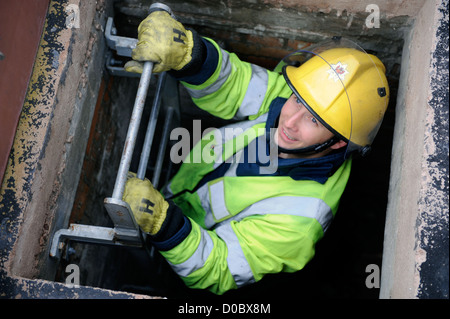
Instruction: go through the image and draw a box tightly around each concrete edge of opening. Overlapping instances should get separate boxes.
[0,0,155,299]
[380,0,449,299]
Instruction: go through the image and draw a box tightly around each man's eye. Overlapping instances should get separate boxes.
[296,97,301,104]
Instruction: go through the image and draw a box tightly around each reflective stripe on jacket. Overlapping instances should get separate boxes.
[161,38,352,295]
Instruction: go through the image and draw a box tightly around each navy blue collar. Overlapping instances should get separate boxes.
[236,97,347,184]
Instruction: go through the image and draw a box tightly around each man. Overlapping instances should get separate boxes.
[122,10,389,295]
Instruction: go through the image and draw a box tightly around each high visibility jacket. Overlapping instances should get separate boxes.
[159,38,352,295]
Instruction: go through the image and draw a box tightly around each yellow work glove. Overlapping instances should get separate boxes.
[122,174,169,235]
[124,11,194,74]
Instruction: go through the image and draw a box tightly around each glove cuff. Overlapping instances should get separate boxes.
[146,200,191,251]
[169,28,206,78]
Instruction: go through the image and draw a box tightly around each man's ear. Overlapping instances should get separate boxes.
[330,140,348,150]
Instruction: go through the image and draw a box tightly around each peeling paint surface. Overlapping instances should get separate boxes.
[0,0,152,299]
[415,0,449,299]
[0,0,73,282]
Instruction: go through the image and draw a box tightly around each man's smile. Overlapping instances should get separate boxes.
[278,126,301,145]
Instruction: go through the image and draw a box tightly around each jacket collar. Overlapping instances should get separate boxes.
[236,97,347,184]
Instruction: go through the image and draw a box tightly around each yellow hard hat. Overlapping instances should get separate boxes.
[280,38,390,155]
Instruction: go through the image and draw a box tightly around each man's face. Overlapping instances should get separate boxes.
[275,94,335,157]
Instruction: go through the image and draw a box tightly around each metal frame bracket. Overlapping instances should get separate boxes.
[105,17,136,58]
[49,4,178,260]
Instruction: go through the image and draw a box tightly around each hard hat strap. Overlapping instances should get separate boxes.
[277,135,341,155]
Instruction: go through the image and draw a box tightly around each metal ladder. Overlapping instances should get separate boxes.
[50,3,178,258]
